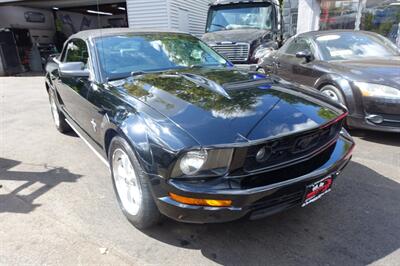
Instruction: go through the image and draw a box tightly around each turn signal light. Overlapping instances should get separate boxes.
[169,193,232,207]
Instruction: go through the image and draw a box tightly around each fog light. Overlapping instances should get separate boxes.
[169,193,232,207]
[255,146,272,162]
[256,147,266,161]
[366,114,384,124]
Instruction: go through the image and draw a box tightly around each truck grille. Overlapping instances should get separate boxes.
[209,43,250,62]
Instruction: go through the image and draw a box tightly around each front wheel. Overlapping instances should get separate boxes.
[109,136,161,229]
[320,85,346,106]
[48,90,71,133]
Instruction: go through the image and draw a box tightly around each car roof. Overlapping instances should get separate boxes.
[69,28,189,40]
[296,29,379,39]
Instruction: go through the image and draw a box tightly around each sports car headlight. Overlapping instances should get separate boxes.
[171,149,233,178]
[355,82,400,99]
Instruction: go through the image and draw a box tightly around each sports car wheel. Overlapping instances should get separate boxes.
[320,85,346,105]
[109,136,161,229]
[48,90,70,133]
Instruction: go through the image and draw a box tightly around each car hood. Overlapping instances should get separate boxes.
[112,68,343,146]
[326,57,400,88]
[202,29,268,44]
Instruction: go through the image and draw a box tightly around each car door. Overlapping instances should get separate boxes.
[56,38,94,135]
[275,37,320,86]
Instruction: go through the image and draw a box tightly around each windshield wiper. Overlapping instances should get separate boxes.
[131,71,147,77]
[189,63,228,68]
[210,23,226,30]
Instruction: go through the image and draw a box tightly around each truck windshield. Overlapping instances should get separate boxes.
[206,3,273,32]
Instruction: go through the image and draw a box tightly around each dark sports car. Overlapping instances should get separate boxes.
[259,30,400,132]
[45,28,354,228]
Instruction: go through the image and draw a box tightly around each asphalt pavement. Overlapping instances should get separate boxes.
[1,76,399,265]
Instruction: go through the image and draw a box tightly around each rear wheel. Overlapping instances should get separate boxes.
[109,136,161,229]
[48,90,71,133]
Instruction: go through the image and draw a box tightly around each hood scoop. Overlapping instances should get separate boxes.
[163,72,231,99]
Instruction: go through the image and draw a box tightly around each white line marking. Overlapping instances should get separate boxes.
[65,119,110,168]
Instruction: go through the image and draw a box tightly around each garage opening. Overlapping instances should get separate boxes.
[0,0,127,75]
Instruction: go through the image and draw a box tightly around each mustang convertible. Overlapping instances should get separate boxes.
[45,29,354,228]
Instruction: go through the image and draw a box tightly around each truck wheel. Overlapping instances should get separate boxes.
[109,136,161,229]
[48,90,71,133]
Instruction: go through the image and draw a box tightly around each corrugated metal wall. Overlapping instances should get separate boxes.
[168,0,211,36]
[126,0,211,36]
[126,0,169,30]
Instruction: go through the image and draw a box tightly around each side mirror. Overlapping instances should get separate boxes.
[296,50,314,63]
[59,62,89,78]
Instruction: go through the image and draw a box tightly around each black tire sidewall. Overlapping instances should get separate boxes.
[48,90,70,133]
[108,136,161,229]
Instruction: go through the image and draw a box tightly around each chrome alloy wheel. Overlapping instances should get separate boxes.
[112,148,142,215]
[321,87,340,102]
[49,92,60,127]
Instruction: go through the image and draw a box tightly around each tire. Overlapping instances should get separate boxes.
[320,85,350,128]
[109,136,161,229]
[320,85,346,106]
[256,67,266,74]
[48,89,71,133]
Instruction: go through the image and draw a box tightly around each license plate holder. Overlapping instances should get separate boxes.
[302,176,333,207]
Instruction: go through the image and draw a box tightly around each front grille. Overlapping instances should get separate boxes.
[243,120,343,173]
[241,143,336,189]
[210,43,250,62]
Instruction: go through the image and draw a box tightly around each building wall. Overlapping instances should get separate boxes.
[282,0,299,37]
[126,0,211,36]
[168,0,211,36]
[126,0,170,30]
[297,0,321,34]
[0,6,54,30]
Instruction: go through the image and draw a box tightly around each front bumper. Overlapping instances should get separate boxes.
[347,96,400,133]
[347,115,400,133]
[151,134,354,223]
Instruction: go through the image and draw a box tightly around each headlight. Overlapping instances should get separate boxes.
[179,150,207,175]
[355,82,400,99]
[171,149,233,178]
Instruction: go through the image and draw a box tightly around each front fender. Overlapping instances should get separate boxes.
[102,108,198,177]
[313,74,357,115]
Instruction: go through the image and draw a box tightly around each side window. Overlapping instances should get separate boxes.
[285,38,312,55]
[64,39,89,66]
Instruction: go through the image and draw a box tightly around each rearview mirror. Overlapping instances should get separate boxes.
[296,50,314,63]
[59,62,89,78]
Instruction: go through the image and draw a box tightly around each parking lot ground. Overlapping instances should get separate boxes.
[1,76,399,265]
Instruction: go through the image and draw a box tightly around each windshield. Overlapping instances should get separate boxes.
[206,3,273,32]
[315,32,400,61]
[95,33,228,80]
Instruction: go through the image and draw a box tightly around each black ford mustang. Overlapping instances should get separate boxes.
[259,30,400,132]
[45,28,354,229]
